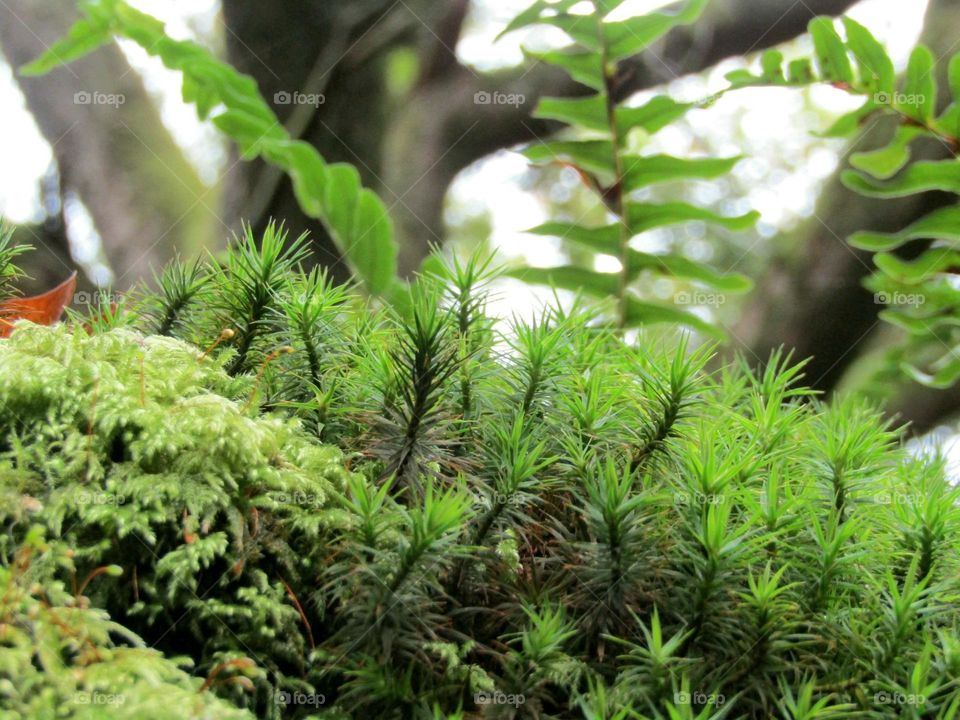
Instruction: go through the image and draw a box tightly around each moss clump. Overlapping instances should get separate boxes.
[0,323,354,713]
[1,235,959,719]
[0,529,254,720]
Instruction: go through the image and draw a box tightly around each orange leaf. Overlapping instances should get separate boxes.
[0,272,77,338]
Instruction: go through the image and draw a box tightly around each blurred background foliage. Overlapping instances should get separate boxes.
[4,0,960,458]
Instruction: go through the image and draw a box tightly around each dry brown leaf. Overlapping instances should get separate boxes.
[0,271,77,338]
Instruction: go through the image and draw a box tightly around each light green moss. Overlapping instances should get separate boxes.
[0,529,254,720]
[0,323,355,713]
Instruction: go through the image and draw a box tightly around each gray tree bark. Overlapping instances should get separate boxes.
[0,0,210,288]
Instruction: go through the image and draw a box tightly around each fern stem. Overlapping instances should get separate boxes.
[594,4,630,330]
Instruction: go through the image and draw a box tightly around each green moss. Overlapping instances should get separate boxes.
[0,323,354,713]
[1,237,959,719]
[0,529,253,720]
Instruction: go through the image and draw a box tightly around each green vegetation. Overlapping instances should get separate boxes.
[1,229,959,718]
[1,529,253,720]
[721,15,960,387]
[22,0,396,299]
[24,1,960,378]
[500,0,756,336]
[3,1,960,718]
[0,301,353,714]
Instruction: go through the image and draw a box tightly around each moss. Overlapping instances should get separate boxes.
[1,240,959,719]
[0,530,253,720]
[0,323,354,713]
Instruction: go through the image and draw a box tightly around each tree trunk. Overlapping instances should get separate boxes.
[0,0,211,289]
[220,0,436,281]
